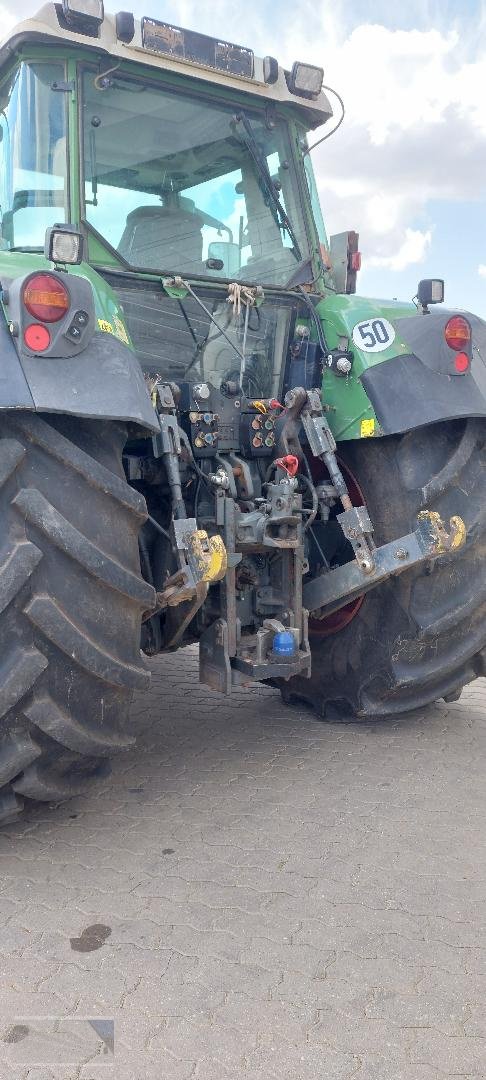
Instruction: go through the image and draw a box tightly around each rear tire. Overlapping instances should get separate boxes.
[283,419,486,719]
[0,412,154,824]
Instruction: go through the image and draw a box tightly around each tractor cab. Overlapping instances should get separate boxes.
[0,5,333,293]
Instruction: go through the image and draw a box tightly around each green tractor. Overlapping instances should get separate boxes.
[0,0,484,823]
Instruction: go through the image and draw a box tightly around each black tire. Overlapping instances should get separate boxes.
[0,412,155,824]
[283,419,486,719]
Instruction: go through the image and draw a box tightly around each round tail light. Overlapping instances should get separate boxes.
[444,315,471,352]
[454,351,470,374]
[23,324,51,352]
[23,273,70,323]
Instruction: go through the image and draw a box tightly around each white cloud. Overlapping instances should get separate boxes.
[479,264,486,278]
[301,15,486,274]
[368,228,432,271]
[0,3,17,37]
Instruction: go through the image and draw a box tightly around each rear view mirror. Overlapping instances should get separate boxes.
[208,241,240,278]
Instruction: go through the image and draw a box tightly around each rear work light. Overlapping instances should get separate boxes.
[444,315,471,351]
[23,274,70,324]
[45,224,84,265]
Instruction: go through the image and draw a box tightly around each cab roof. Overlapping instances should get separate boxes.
[0,3,333,130]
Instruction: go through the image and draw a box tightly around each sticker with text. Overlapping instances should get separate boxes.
[352,317,395,353]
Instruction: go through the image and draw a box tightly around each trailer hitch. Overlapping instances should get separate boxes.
[304,510,466,619]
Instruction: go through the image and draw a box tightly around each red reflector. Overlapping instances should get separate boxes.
[23,273,69,323]
[350,251,362,271]
[444,315,471,351]
[24,324,51,352]
[454,351,469,373]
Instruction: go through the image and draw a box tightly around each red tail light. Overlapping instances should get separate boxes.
[444,315,471,352]
[453,351,470,374]
[23,324,51,352]
[23,273,70,323]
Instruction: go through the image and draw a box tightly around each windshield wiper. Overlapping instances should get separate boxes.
[233,112,302,262]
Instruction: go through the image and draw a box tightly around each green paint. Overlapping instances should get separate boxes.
[162,279,190,300]
[316,294,418,441]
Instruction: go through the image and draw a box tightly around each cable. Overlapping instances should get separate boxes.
[303,84,345,156]
[147,514,171,541]
[176,278,246,366]
[93,62,121,90]
[308,524,330,570]
[297,473,319,532]
[179,429,213,490]
[297,284,329,355]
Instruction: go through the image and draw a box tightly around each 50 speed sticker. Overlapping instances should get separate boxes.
[352,317,396,353]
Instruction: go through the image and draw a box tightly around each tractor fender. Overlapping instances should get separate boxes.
[359,311,486,435]
[0,310,158,432]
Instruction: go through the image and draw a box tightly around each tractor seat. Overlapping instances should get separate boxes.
[118,205,204,273]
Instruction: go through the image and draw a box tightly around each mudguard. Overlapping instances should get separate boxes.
[0,259,159,434]
[0,309,158,431]
[319,296,486,440]
[360,311,486,436]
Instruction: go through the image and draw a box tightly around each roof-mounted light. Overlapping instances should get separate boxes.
[116,11,135,44]
[288,62,324,100]
[61,0,104,35]
[263,56,279,85]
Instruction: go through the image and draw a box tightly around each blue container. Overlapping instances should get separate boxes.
[272,630,296,657]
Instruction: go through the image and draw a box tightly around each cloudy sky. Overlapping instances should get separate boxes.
[2,0,486,314]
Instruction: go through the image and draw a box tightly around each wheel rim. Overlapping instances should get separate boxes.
[307,454,365,637]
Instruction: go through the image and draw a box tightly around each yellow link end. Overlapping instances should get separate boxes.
[448,515,467,551]
[418,510,466,554]
[205,534,228,583]
[189,529,227,584]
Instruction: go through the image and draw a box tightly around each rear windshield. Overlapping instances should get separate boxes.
[81,68,308,287]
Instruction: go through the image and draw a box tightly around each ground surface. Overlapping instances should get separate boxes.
[0,649,485,1080]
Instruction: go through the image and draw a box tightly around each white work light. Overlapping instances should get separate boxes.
[45,225,84,266]
[417,279,445,307]
[288,62,324,100]
[61,0,104,34]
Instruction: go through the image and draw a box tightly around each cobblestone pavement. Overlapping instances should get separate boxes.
[0,650,485,1080]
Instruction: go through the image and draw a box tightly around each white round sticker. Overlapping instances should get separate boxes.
[352,317,396,353]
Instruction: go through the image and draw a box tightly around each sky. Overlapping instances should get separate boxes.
[1,0,486,315]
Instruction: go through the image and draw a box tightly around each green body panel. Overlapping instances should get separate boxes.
[317,295,418,441]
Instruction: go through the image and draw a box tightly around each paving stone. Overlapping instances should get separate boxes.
[0,650,483,1078]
